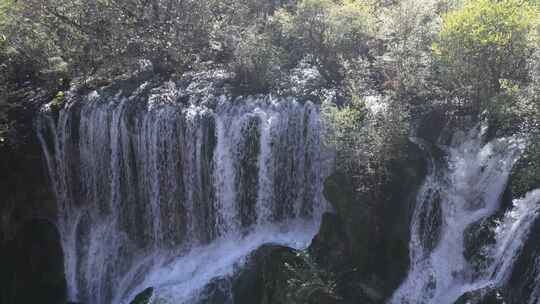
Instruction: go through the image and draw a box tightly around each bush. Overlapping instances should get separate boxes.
[321,97,367,165]
[375,0,442,100]
[231,29,283,93]
[273,0,374,84]
[433,0,539,105]
[322,95,409,191]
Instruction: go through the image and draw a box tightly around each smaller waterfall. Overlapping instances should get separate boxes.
[492,189,540,290]
[36,84,330,304]
[391,125,540,304]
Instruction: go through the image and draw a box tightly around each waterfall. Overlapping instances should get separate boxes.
[391,125,540,304]
[36,85,330,304]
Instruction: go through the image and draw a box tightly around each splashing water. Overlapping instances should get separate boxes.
[37,86,330,304]
[391,126,540,304]
[115,220,319,304]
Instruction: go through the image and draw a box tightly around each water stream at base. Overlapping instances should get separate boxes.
[115,220,318,304]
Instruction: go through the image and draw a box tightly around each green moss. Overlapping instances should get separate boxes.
[463,216,498,273]
[129,287,153,304]
[322,172,370,271]
[510,141,540,198]
[233,245,338,304]
[49,91,65,111]
[454,288,506,304]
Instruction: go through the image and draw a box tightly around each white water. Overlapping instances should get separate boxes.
[37,85,330,304]
[115,220,319,304]
[391,126,540,304]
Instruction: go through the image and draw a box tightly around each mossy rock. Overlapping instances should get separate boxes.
[49,91,66,112]
[454,287,505,304]
[416,107,449,144]
[509,141,540,198]
[417,189,443,253]
[367,140,428,297]
[503,216,540,303]
[320,139,428,302]
[322,171,370,271]
[309,212,352,272]
[463,217,498,273]
[129,287,153,304]
[232,244,339,304]
[0,219,66,304]
[196,278,232,304]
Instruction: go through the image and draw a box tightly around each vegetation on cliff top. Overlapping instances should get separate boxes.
[0,0,539,191]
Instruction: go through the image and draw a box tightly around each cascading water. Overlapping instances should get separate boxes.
[391,125,540,304]
[36,83,330,304]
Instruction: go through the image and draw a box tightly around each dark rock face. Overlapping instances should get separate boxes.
[463,216,498,274]
[417,189,442,252]
[309,212,352,272]
[0,89,63,304]
[374,142,427,293]
[504,216,540,303]
[232,245,339,304]
[197,278,233,304]
[416,107,449,144]
[454,287,506,304]
[508,141,540,199]
[129,287,154,304]
[0,219,66,304]
[318,140,427,303]
[0,102,57,245]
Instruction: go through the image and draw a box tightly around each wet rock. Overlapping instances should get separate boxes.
[0,85,60,304]
[463,216,498,274]
[322,171,370,271]
[197,278,233,304]
[0,87,57,246]
[309,212,352,272]
[454,287,506,304]
[416,107,449,144]
[129,287,154,304]
[332,269,384,304]
[417,189,443,253]
[508,141,540,199]
[463,182,514,275]
[504,215,540,304]
[317,138,428,303]
[232,244,339,304]
[0,219,66,304]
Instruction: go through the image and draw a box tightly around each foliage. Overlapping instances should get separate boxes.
[484,44,540,136]
[433,0,539,104]
[511,141,540,198]
[321,98,367,162]
[505,48,540,196]
[322,96,409,191]
[129,287,154,304]
[273,0,374,84]
[375,0,442,99]
[231,29,283,93]
[1,0,539,194]
[49,91,66,111]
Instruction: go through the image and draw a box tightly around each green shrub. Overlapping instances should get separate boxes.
[274,0,374,84]
[322,95,409,189]
[433,0,539,104]
[231,29,283,93]
[321,97,367,163]
[49,91,65,111]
